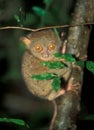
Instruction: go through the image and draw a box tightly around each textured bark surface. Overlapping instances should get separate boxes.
[66,0,94,59]
[52,0,94,130]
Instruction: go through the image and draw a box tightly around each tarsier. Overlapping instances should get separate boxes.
[21,29,74,100]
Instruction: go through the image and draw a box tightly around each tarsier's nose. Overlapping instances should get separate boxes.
[42,52,49,58]
[41,49,49,58]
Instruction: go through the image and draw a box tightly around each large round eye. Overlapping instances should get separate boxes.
[48,43,56,51]
[34,44,43,52]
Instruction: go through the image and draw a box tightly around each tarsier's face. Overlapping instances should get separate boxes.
[30,38,61,61]
[22,30,62,61]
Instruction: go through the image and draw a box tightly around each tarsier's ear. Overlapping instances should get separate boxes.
[20,37,31,48]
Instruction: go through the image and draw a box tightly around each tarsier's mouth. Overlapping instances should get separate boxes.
[40,54,54,61]
[42,54,49,58]
[40,57,53,61]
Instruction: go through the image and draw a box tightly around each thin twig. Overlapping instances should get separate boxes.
[0,22,94,32]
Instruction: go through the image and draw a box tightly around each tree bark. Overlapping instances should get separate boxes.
[52,0,94,130]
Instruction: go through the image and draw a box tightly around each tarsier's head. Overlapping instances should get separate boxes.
[21,29,62,61]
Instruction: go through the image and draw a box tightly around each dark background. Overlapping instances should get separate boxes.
[0,0,94,130]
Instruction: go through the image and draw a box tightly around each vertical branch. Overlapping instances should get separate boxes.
[66,0,94,59]
[52,0,94,130]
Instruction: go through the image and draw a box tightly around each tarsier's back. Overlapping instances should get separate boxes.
[21,30,72,100]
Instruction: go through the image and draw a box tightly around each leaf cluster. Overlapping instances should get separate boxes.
[32,53,94,92]
[0,0,71,27]
[32,73,61,92]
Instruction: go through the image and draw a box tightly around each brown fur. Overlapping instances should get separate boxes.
[21,30,72,100]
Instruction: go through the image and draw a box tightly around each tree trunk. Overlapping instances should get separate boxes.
[52,0,94,130]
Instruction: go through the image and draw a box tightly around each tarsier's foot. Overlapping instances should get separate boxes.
[55,89,66,98]
[55,78,81,99]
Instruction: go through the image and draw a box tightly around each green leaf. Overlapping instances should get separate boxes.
[41,61,66,69]
[83,115,94,121]
[54,53,76,62]
[14,14,20,22]
[75,61,85,68]
[43,0,52,5]
[19,42,26,53]
[32,6,46,16]
[0,118,8,122]
[54,53,63,58]
[9,119,26,126]
[32,73,56,80]
[41,61,50,66]
[0,118,29,127]
[23,13,37,25]
[48,61,66,69]
[86,61,94,74]
[64,54,76,62]
[54,28,59,40]
[41,11,56,25]
[52,76,61,92]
